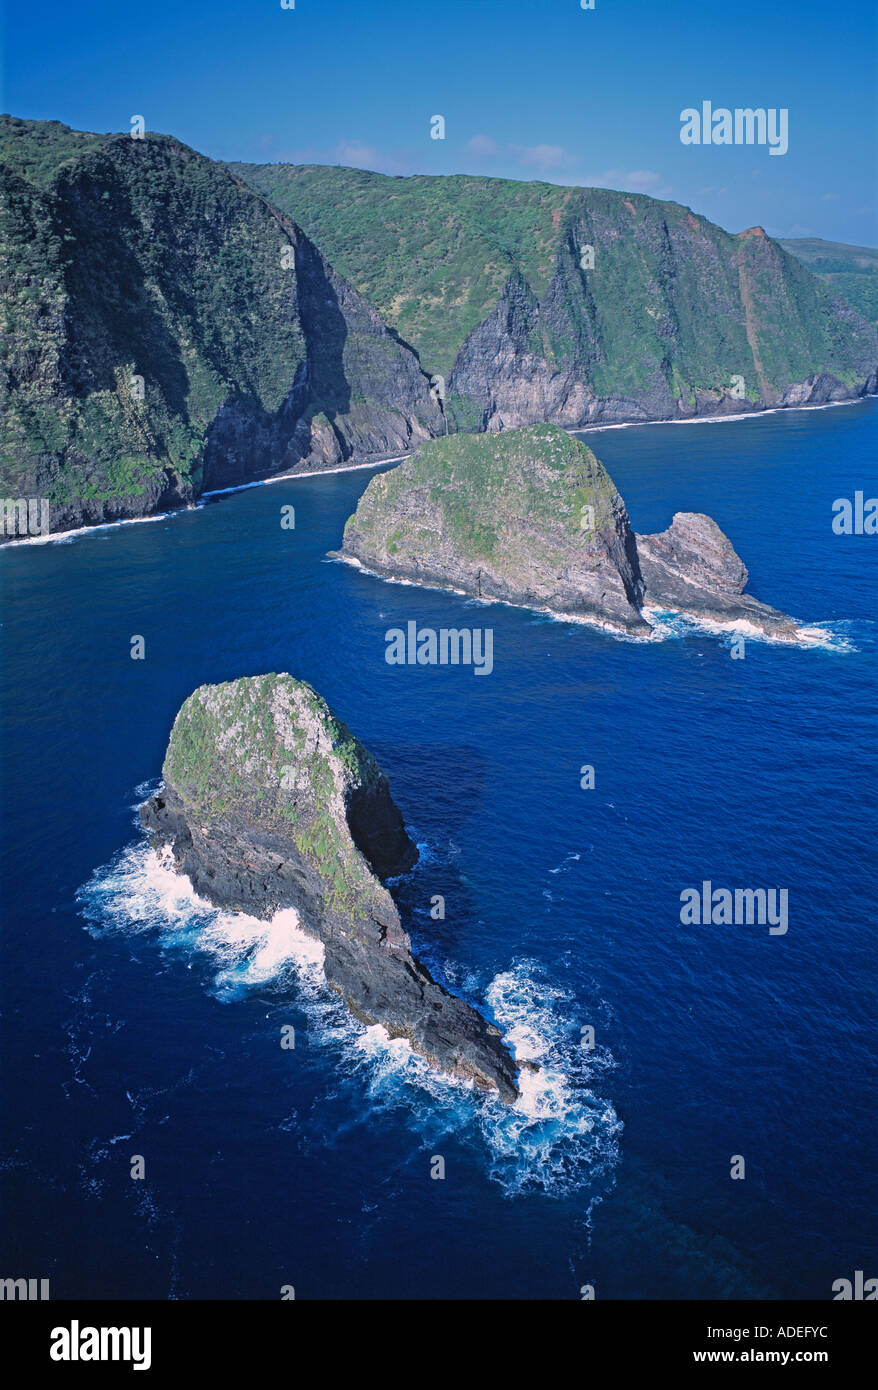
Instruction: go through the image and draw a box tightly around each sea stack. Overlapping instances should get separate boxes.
[141,674,520,1101]
[635,511,798,636]
[340,423,650,634]
[338,423,799,638]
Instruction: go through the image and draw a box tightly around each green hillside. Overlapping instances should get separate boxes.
[228,163,572,378]
[231,163,877,421]
[780,237,878,326]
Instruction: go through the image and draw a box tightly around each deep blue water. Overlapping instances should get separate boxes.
[1,400,876,1300]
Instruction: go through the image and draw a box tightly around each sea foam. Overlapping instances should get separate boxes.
[79,834,621,1199]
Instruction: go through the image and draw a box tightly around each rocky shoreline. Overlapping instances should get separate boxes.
[3,392,875,546]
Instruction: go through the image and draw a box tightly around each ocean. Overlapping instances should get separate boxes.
[1,398,875,1299]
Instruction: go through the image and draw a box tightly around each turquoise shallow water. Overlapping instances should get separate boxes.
[1,398,875,1298]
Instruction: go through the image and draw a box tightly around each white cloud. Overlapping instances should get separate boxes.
[466,134,499,158]
[510,143,572,172]
[578,168,672,198]
[335,139,383,167]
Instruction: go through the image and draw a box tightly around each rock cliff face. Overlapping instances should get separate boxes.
[340,424,798,637]
[635,512,797,636]
[235,164,878,428]
[444,260,875,434]
[341,424,649,634]
[140,675,519,1101]
[0,118,442,536]
[7,118,874,542]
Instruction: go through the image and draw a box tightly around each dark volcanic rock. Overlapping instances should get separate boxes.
[635,512,799,637]
[140,674,520,1101]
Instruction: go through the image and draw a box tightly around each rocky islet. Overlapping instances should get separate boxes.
[141,674,522,1101]
[339,423,799,639]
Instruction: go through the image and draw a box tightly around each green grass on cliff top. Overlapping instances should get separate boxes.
[347,423,621,558]
[230,162,724,380]
[230,162,875,395]
[780,238,878,326]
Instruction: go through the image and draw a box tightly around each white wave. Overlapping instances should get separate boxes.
[571,393,875,438]
[328,552,470,597]
[786,622,859,653]
[334,555,651,640]
[79,838,621,1199]
[549,852,581,875]
[477,961,621,1196]
[642,605,857,651]
[200,453,407,500]
[78,842,325,1001]
[3,455,409,550]
[1,508,183,547]
[337,551,835,651]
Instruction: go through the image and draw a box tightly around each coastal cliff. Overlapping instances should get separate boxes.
[339,424,799,638]
[235,164,878,429]
[5,116,874,542]
[0,118,442,536]
[140,675,520,1101]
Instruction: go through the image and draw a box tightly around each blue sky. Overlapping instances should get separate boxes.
[3,0,876,245]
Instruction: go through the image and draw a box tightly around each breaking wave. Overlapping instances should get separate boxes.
[77,837,621,1200]
[642,607,858,651]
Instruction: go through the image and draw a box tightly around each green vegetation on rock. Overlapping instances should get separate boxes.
[228,163,571,378]
[163,674,385,920]
[341,422,650,632]
[346,423,618,553]
[780,237,878,326]
[0,117,438,531]
[0,119,305,515]
[232,163,877,408]
[3,115,874,537]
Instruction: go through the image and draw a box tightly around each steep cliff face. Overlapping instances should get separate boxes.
[447,232,877,432]
[235,164,878,431]
[340,424,799,637]
[141,675,520,1100]
[0,118,442,534]
[7,119,873,541]
[340,423,649,634]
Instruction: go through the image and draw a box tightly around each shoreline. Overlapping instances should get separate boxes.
[569,393,877,436]
[199,452,408,499]
[3,393,874,552]
[331,552,840,649]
